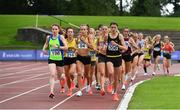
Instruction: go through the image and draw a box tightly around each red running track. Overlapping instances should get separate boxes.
[0,61,180,109]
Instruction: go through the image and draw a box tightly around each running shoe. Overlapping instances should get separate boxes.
[100,90,105,96]
[76,91,82,97]
[49,93,55,99]
[107,84,113,93]
[121,84,126,90]
[96,85,101,91]
[95,83,99,89]
[111,89,115,95]
[60,87,65,93]
[88,88,93,95]
[112,93,119,101]
[152,72,156,76]
[60,78,66,88]
[144,72,148,76]
[67,90,72,96]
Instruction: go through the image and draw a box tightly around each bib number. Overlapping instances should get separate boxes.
[78,41,87,49]
[67,50,75,58]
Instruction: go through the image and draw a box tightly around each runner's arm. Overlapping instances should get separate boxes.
[119,34,128,51]
[59,35,68,51]
[42,35,50,51]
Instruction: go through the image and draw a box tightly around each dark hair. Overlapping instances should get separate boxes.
[97,24,103,30]
[65,27,73,39]
[51,24,60,29]
[51,24,64,35]
[110,22,118,27]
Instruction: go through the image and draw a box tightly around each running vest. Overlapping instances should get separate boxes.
[138,39,145,49]
[163,43,173,53]
[144,46,151,59]
[99,36,105,46]
[48,35,64,61]
[89,37,97,61]
[106,34,121,57]
[65,38,77,58]
[123,37,132,54]
[153,41,161,52]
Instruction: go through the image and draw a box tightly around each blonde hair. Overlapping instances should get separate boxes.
[147,36,152,44]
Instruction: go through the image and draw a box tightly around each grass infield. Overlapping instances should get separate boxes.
[0,15,180,49]
[128,76,180,109]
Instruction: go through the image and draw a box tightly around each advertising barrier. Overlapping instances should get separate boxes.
[0,50,179,61]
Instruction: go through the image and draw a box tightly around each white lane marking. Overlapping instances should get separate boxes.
[49,81,96,110]
[0,62,21,68]
[0,63,41,72]
[117,79,150,110]
[0,66,47,78]
[174,74,180,76]
[0,76,49,89]
[0,83,50,104]
[0,72,49,87]
[0,74,39,79]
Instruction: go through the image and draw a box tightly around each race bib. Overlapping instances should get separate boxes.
[89,51,96,57]
[78,41,87,49]
[108,44,119,51]
[125,41,130,47]
[67,50,75,58]
[154,47,160,51]
[50,48,61,56]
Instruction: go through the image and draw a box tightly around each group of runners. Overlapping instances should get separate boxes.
[42,22,175,101]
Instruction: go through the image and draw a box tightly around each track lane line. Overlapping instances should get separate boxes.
[49,81,96,110]
[0,66,47,78]
[0,62,22,68]
[0,63,42,72]
[0,83,50,104]
[0,72,49,87]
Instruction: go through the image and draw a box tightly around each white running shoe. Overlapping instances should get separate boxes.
[144,72,148,76]
[152,72,156,76]
[111,89,115,95]
[121,84,126,90]
[76,91,82,97]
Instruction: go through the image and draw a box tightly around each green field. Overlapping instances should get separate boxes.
[129,76,180,109]
[0,15,180,49]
